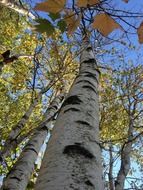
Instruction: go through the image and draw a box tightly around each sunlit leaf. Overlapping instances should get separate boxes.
[92,13,120,36]
[77,0,100,7]
[64,12,81,34]
[137,22,143,44]
[34,0,66,13]
[34,18,55,36]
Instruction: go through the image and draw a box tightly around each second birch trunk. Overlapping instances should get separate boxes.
[115,118,133,190]
[1,94,64,190]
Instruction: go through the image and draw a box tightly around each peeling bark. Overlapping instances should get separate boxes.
[35,39,104,190]
[1,94,64,190]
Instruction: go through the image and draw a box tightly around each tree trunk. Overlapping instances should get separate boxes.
[0,94,41,160]
[0,0,35,19]
[115,118,133,190]
[0,83,52,160]
[108,144,115,190]
[1,94,64,190]
[35,39,104,190]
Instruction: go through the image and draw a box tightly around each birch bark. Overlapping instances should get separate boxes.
[1,94,41,160]
[1,84,52,160]
[0,0,35,19]
[115,118,133,190]
[108,144,115,190]
[1,94,64,190]
[35,39,104,190]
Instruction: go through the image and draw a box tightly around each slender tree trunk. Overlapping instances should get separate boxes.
[0,79,58,160]
[115,118,133,190]
[1,94,64,190]
[35,39,104,190]
[108,144,115,190]
[0,94,41,160]
[0,0,35,19]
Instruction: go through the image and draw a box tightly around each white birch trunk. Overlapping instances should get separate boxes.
[115,118,133,190]
[1,94,64,190]
[0,81,56,160]
[35,39,104,190]
[108,144,115,190]
[1,94,41,160]
[0,0,35,19]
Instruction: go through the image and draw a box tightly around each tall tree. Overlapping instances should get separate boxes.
[35,38,104,190]
[1,93,64,190]
[100,65,143,190]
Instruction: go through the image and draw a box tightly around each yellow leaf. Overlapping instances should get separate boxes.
[65,12,81,34]
[77,0,100,7]
[34,0,66,13]
[137,22,143,44]
[92,13,120,36]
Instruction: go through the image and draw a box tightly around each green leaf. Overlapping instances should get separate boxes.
[34,18,55,36]
[49,13,61,21]
[57,20,67,33]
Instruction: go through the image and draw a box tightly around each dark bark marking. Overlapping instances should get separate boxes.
[74,142,81,146]
[82,85,97,94]
[84,72,98,83]
[24,147,38,155]
[76,79,95,87]
[83,59,95,63]
[86,47,92,51]
[61,95,82,108]
[76,120,93,128]
[64,107,80,113]
[85,180,94,187]
[63,145,94,159]
[9,176,21,181]
[51,105,58,110]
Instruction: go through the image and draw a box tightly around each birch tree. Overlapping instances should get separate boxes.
[100,65,143,190]
[1,93,64,190]
[35,38,104,190]
[33,0,143,189]
[0,0,35,19]
[114,65,143,190]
